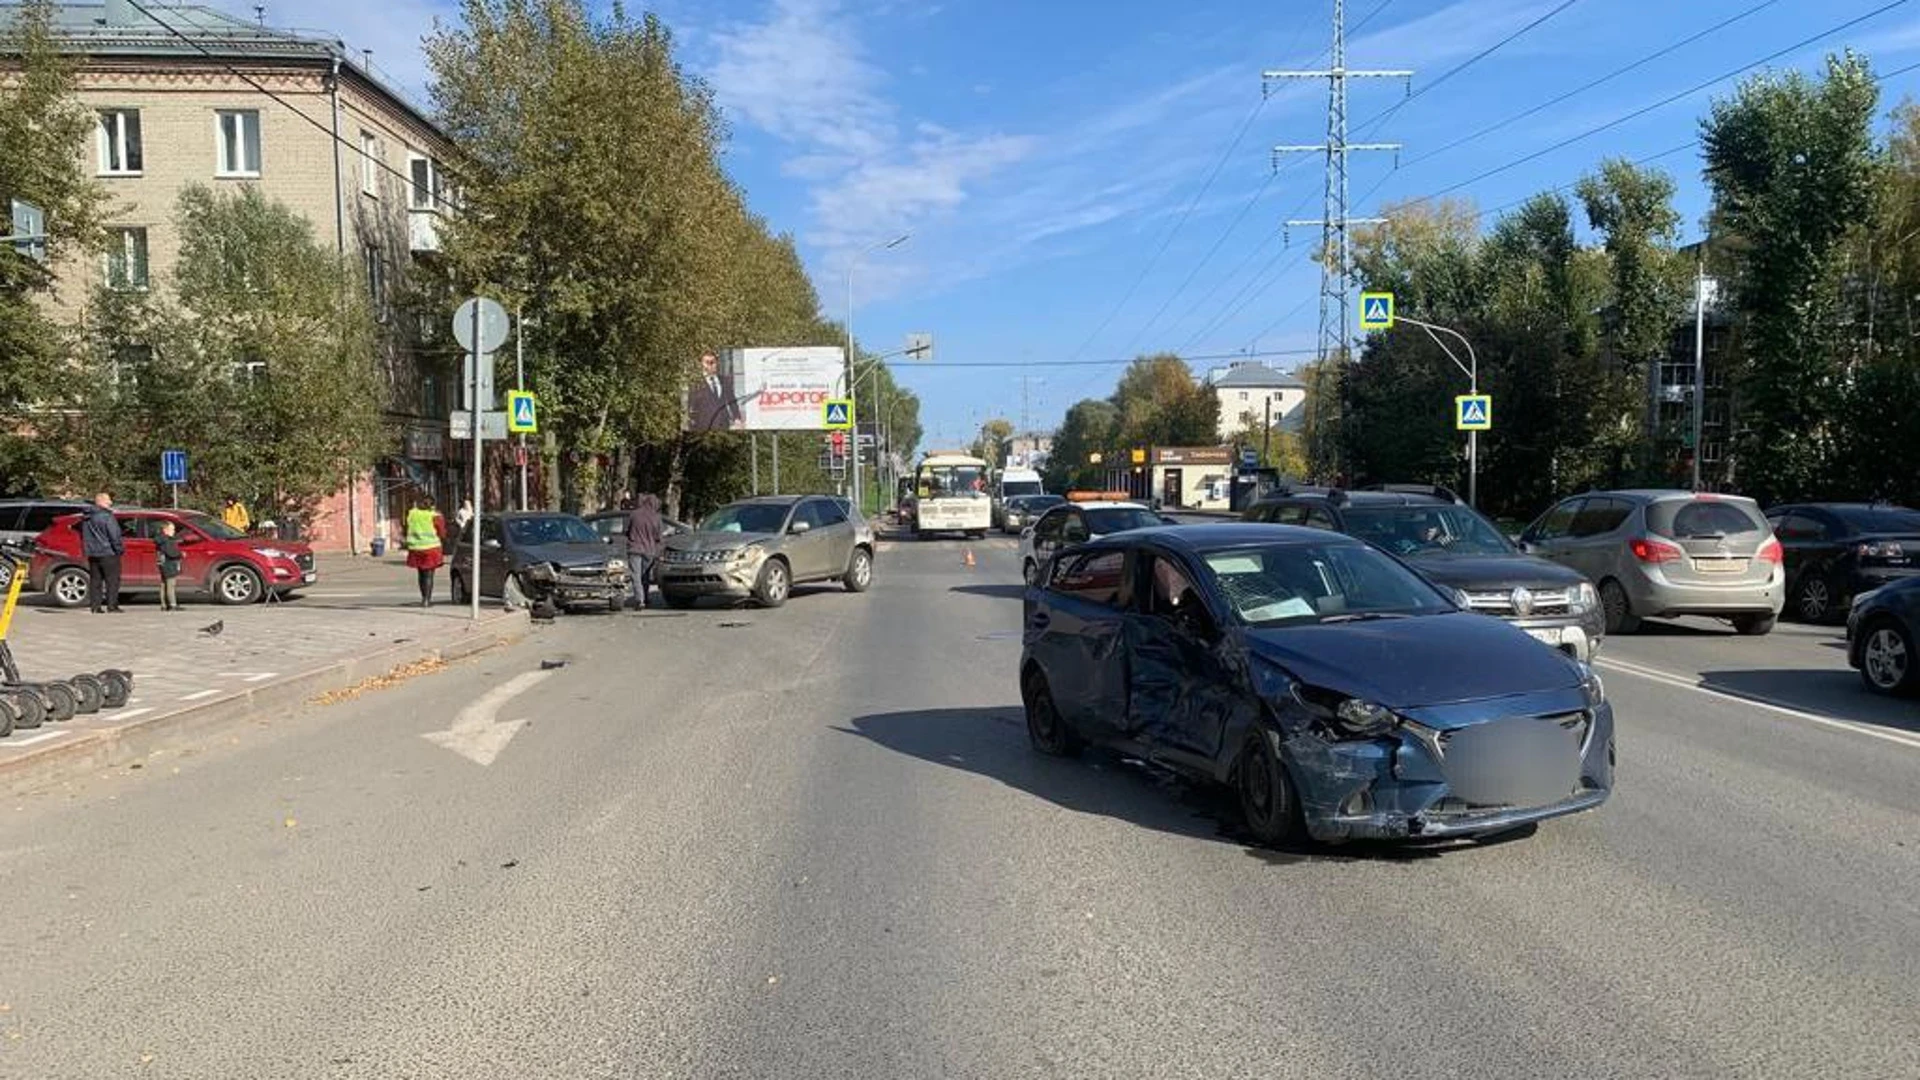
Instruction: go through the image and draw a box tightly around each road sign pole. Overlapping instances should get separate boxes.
[517,304,529,512]
[469,302,482,622]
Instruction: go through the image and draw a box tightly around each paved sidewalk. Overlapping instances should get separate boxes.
[2,559,524,785]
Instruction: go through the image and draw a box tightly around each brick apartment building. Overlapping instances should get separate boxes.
[5,0,464,552]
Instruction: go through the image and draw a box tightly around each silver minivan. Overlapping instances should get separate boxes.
[1520,490,1784,636]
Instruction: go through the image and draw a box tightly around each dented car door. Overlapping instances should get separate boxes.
[1125,548,1241,764]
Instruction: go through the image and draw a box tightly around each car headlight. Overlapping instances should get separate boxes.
[605,557,628,572]
[1579,663,1606,706]
[1292,685,1399,737]
[1448,586,1472,609]
[524,562,556,580]
[255,547,289,560]
[735,543,765,563]
[1568,581,1599,614]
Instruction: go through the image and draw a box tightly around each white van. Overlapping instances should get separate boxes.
[992,468,1045,528]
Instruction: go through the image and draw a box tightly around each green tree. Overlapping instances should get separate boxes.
[1109,354,1219,450]
[1702,52,1880,503]
[0,0,108,488]
[970,417,1013,468]
[54,187,386,521]
[1044,398,1119,492]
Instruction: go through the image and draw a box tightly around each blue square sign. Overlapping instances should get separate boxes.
[160,449,188,485]
[1455,394,1492,431]
[1359,291,1394,330]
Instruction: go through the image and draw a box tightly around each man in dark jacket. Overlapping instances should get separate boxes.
[624,493,665,610]
[81,492,125,614]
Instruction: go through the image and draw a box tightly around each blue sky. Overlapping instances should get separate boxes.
[221,0,1920,449]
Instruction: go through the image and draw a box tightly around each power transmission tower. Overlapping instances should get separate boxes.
[1014,373,1045,437]
[1265,0,1410,477]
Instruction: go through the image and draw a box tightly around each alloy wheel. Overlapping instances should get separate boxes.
[1863,627,1909,691]
[53,571,88,607]
[1797,577,1831,622]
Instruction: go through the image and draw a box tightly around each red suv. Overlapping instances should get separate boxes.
[29,509,316,607]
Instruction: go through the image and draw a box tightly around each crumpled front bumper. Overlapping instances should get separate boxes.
[520,567,631,605]
[1280,690,1615,843]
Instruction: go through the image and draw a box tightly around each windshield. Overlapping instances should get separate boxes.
[920,465,985,499]
[1086,507,1162,535]
[1341,505,1511,556]
[1001,480,1043,498]
[505,515,600,546]
[1204,542,1454,626]
[700,503,791,534]
[180,511,245,540]
[1832,506,1920,534]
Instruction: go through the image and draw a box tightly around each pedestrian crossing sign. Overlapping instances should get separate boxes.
[507,390,538,433]
[1359,291,1395,330]
[1455,394,1492,431]
[823,399,854,430]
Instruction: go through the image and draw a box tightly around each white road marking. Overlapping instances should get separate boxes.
[1597,656,1920,752]
[5,730,71,748]
[178,689,222,701]
[215,672,278,682]
[114,707,153,721]
[421,669,555,767]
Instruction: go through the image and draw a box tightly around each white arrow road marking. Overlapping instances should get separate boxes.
[421,669,555,766]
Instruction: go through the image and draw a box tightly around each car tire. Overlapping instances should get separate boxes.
[4,691,44,731]
[1021,669,1082,757]
[752,558,790,608]
[1600,580,1640,635]
[100,669,133,708]
[40,681,76,722]
[1235,729,1304,848]
[1792,571,1840,624]
[0,695,16,738]
[844,547,873,593]
[1858,617,1916,696]
[607,596,623,614]
[212,564,262,605]
[450,571,471,605]
[47,566,89,609]
[661,589,697,610]
[1732,613,1775,636]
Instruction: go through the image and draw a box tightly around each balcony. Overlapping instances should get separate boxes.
[408,208,441,254]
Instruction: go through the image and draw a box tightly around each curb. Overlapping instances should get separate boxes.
[3,609,531,795]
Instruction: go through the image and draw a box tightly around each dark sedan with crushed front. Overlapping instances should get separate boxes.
[1020,524,1614,845]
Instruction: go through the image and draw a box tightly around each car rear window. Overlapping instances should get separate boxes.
[1085,507,1161,534]
[1648,498,1767,539]
[1831,506,1920,534]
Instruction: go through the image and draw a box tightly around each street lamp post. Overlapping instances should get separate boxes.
[847,233,908,511]
[1395,315,1480,508]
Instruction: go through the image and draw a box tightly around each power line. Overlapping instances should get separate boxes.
[889,347,1322,371]
[1351,0,1585,139]
[121,0,463,216]
[1391,0,1913,210]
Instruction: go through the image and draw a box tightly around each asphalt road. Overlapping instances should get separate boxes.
[3,531,1916,1078]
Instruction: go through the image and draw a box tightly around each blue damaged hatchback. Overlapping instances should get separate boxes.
[1019,524,1614,845]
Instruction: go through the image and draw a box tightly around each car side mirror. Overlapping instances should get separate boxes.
[790,520,811,534]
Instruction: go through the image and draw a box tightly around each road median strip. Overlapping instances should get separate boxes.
[2,609,529,793]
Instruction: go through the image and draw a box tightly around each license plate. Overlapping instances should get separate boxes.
[1693,557,1748,574]
[302,572,317,583]
[1526,627,1562,646]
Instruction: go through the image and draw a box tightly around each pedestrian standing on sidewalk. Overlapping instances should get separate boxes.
[404,495,447,608]
[155,520,184,612]
[81,492,125,614]
[624,492,664,611]
[221,495,252,534]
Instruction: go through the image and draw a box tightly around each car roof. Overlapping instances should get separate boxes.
[732,495,808,506]
[1587,488,1758,503]
[1086,522,1354,552]
[1058,500,1147,510]
[1255,489,1453,507]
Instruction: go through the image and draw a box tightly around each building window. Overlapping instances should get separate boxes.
[97,109,143,175]
[103,227,149,290]
[361,131,380,196]
[216,109,262,176]
[364,244,386,317]
[1238,390,1249,400]
[408,153,441,210]
[111,344,152,392]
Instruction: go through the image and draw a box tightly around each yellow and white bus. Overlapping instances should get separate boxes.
[913,453,993,538]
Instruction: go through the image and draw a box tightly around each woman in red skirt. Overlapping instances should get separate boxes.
[403,495,448,607]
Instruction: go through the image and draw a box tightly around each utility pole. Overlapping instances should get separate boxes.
[1266,0,1410,475]
[1691,258,1708,492]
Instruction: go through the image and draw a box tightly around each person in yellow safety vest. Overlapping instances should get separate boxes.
[403,495,447,608]
[221,495,251,534]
